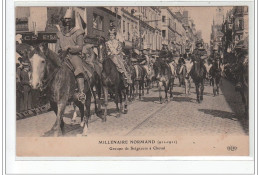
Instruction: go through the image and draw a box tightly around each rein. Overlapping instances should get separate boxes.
[40,67,60,91]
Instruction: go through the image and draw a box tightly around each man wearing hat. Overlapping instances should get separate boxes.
[17,59,32,111]
[191,39,207,73]
[55,7,86,102]
[211,45,221,62]
[105,28,132,87]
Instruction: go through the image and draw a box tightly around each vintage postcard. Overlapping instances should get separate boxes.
[15,5,251,157]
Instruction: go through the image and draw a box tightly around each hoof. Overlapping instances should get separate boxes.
[53,130,63,137]
[124,109,128,114]
[96,110,103,117]
[102,116,107,122]
[80,121,85,127]
[82,133,88,137]
[116,113,121,118]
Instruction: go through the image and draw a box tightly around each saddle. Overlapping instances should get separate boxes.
[63,55,95,81]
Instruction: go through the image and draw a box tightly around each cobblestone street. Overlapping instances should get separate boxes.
[16,78,249,138]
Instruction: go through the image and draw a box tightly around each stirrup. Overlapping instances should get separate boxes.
[77,92,86,103]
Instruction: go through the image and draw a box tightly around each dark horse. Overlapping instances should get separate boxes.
[209,59,222,96]
[28,43,103,136]
[190,59,207,103]
[133,64,146,100]
[98,39,128,119]
[153,59,174,103]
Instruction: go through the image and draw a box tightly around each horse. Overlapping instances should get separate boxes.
[141,55,156,95]
[97,39,128,118]
[209,59,222,96]
[204,62,213,86]
[133,63,146,100]
[153,59,174,103]
[28,43,103,136]
[124,56,136,101]
[179,59,193,95]
[190,58,207,103]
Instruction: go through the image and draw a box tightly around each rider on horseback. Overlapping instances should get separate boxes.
[105,28,132,87]
[192,39,207,75]
[159,44,176,76]
[55,8,86,103]
[159,44,173,63]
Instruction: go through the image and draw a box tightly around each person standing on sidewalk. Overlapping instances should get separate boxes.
[18,60,32,111]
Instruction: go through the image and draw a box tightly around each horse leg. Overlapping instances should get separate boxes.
[184,78,188,95]
[53,102,66,137]
[71,102,78,123]
[142,80,145,97]
[147,79,151,94]
[170,80,173,99]
[158,81,163,104]
[200,80,204,101]
[82,90,91,136]
[114,91,120,118]
[72,100,84,127]
[188,78,191,95]
[119,90,123,114]
[216,77,220,95]
[96,84,103,117]
[135,82,139,99]
[138,81,142,100]
[102,86,108,122]
[124,88,128,114]
[50,101,57,115]
[213,78,216,96]
[195,83,200,103]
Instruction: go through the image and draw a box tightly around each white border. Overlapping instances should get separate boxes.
[5,0,257,174]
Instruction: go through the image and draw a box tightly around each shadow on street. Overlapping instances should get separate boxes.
[219,78,248,134]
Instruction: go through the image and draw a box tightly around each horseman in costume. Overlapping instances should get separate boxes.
[105,28,132,87]
[191,39,208,74]
[159,44,176,77]
[159,44,173,62]
[55,8,86,102]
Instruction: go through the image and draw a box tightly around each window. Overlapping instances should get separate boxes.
[162,16,166,22]
[162,30,166,38]
[110,20,114,27]
[239,19,244,30]
[127,23,130,40]
[123,20,125,33]
[93,14,103,30]
[16,7,30,31]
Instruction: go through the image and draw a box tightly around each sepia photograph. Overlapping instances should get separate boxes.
[15,5,250,157]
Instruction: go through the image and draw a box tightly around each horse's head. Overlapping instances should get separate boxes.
[97,36,107,63]
[28,43,49,89]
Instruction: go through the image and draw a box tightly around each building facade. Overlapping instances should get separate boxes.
[221,6,248,63]
[210,7,224,55]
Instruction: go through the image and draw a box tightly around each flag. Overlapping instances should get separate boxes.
[75,11,87,35]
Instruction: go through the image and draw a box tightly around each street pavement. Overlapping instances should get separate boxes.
[16,78,249,137]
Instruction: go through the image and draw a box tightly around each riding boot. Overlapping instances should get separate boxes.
[76,77,86,104]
